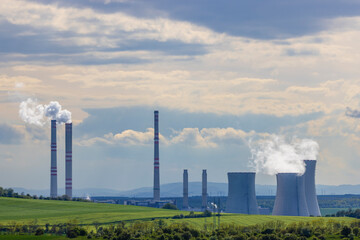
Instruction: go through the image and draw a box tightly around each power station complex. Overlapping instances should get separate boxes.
[49,110,320,216]
[149,110,321,216]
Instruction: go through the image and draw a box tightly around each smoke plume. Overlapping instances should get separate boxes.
[19,98,72,126]
[345,107,360,118]
[249,135,319,175]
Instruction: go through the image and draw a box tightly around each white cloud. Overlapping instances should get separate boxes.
[0,0,224,46]
[78,127,254,148]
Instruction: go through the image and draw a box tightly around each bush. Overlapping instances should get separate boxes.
[341,226,352,237]
[67,228,80,238]
[162,203,178,210]
[35,228,44,235]
[353,227,359,236]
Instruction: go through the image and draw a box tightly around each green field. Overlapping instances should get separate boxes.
[0,197,355,228]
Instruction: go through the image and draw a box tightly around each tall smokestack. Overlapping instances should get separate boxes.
[272,173,309,216]
[50,120,57,198]
[65,123,72,199]
[153,110,160,201]
[226,172,259,214]
[304,160,321,216]
[183,169,189,209]
[202,169,207,209]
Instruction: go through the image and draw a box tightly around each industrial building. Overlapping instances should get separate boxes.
[226,172,259,214]
[272,173,309,216]
[304,160,321,216]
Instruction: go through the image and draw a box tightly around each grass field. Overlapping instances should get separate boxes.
[0,197,356,228]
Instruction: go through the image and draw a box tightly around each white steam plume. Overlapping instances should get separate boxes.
[19,98,45,126]
[249,135,319,175]
[19,98,72,126]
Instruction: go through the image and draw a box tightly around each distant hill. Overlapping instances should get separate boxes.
[11,183,360,198]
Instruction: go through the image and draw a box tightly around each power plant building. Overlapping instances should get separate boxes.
[304,160,321,216]
[272,173,309,216]
[202,169,207,209]
[183,169,189,209]
[50,120,57,198]
[226,172,259,214]
[153,111,160,201]
[65,123,73,198]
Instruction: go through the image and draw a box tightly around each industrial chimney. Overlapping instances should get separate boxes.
[304,160,321,216]
[153,110,160,201]
[50,120,57,198]
[183,169,189,209]
[202,169,207,209]
[65,123,72,198]
[272,173,309,216]
[226,172,259,214]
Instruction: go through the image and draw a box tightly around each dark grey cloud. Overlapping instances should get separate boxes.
[28,0,360,39]
[345,107,360,118]
[0,124,23,144]
[0,18,207,64]
[75,106,323,138]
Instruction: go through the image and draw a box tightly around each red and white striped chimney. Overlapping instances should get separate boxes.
[50,120,57,198]
[65,123,72,198]
[153,110,160,201]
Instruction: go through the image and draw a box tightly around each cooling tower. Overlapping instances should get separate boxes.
[65,123,72,198]
[272,173,309,216]
[304,160,321,216]
[183,169,189,209]
[202,169,207,209]
[50,120,57,198]
[226,172,259,214]
[153,110,160,201]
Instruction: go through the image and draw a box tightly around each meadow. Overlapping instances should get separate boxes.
[0,197,354,228]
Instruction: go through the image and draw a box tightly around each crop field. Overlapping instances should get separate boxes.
[0,197,355,228]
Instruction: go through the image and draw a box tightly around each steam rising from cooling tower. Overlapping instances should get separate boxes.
[249,135,319,175]
[19,98,72,126]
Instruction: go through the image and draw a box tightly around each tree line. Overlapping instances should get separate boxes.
[0,186,89,202]
[2,219,360,239]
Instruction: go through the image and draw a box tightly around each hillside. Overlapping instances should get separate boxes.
[11,183,360,197]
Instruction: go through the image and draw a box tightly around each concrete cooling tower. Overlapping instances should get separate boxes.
[304,160,321,216]
[226,172,259,214]
[272,173,309,216]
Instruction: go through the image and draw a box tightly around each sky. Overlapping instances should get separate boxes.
[1,0,360,193]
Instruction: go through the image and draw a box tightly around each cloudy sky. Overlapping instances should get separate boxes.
[2,0,360,194]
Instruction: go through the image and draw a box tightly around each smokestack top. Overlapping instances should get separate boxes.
[228,172,255,175]
[276,172,303,176]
